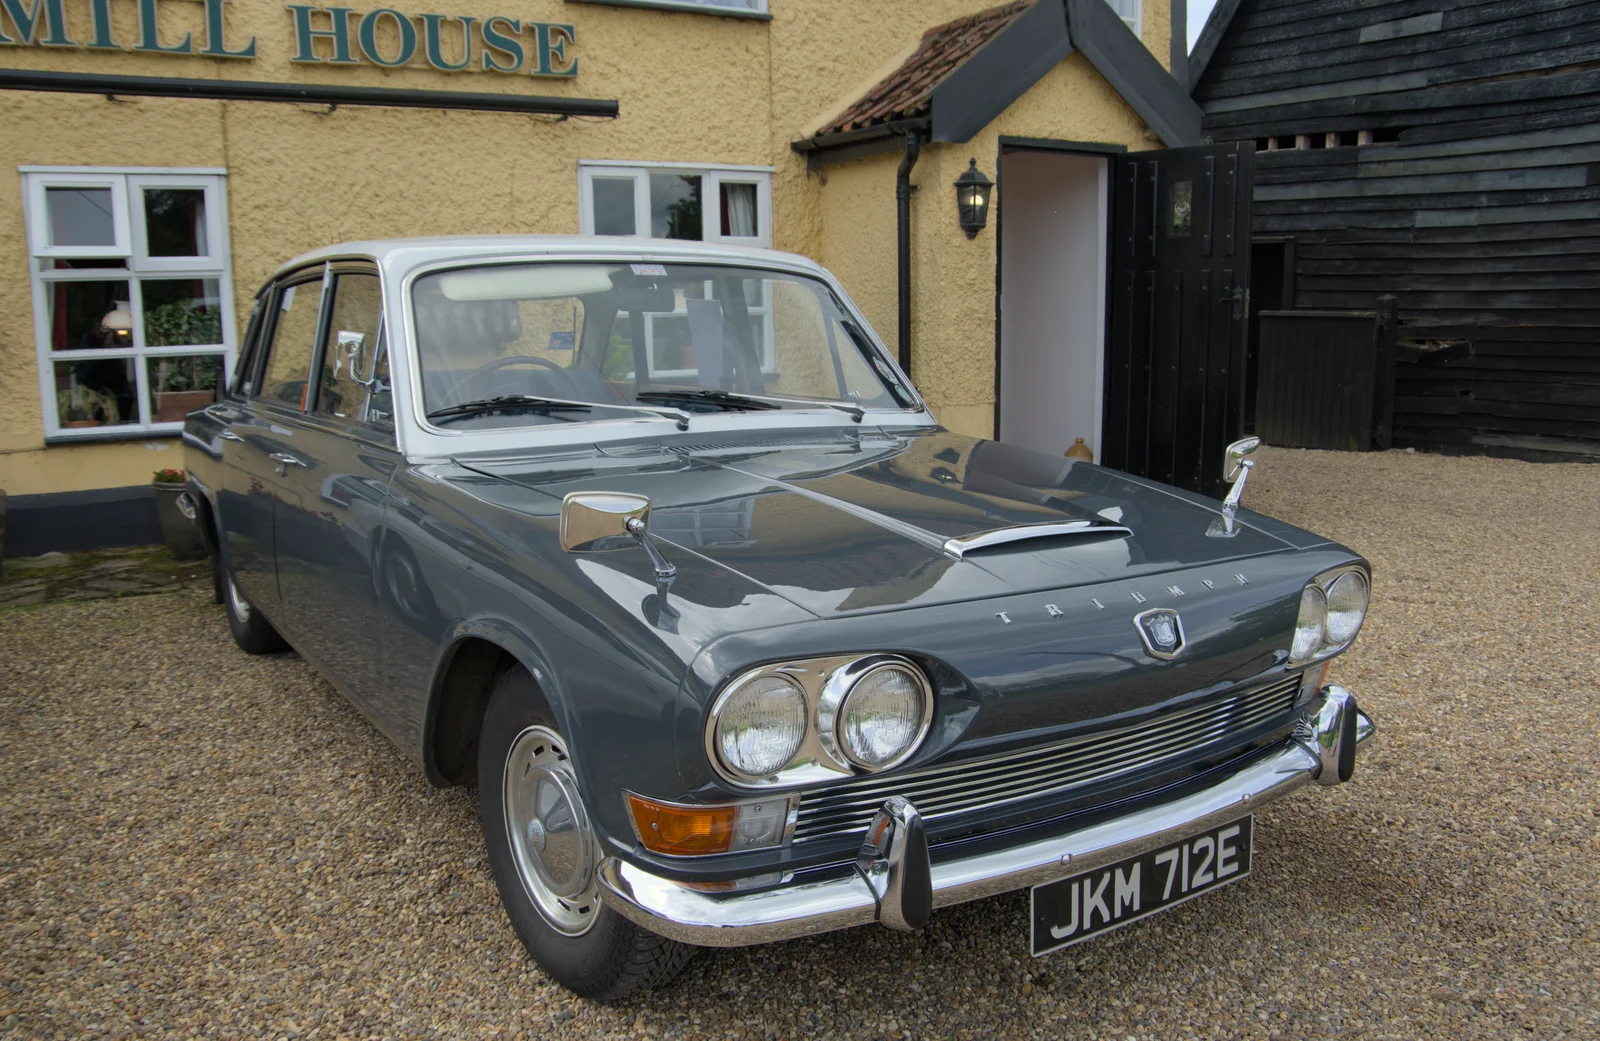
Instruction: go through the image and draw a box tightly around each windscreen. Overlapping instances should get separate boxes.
[411,261,907,428]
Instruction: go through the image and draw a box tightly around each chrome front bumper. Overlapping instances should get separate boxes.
[600,685,1374,948]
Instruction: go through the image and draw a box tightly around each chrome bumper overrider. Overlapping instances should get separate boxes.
[599,685,1375,948]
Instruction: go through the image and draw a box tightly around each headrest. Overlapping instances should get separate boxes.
[414,283,523,353]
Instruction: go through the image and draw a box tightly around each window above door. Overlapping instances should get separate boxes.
[578,162,773,248]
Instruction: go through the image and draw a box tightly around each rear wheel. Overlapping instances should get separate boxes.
[223,571,288,655]
[478,665,696,1001]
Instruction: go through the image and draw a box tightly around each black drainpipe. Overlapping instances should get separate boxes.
[895,127,923,376]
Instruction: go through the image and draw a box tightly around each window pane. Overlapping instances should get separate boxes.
[259,278,325,406]
[46,279,133,351]
[315,273,385,421]
[142,279,224,346]
[47,187,117,248]
[1169,180,1193,237]
[43,257,127,271]
[592,177,637,235]
[719,182,759,237]
[650,173,702,240]
[143,188,209,257]
[147,354,223,423]
[54,357,138,429]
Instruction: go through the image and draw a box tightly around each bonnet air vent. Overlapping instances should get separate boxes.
[943,519,1133,558]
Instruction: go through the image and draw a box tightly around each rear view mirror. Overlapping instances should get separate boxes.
[1223,437,1261,483]
[611,288,677,313]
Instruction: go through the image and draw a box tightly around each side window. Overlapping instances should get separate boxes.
[230,294,266,397]
[258,275,325,407]
[313,272,388,429]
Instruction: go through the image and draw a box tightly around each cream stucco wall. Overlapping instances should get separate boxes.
[0,0,1172,497]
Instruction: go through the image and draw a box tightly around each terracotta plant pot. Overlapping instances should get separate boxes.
[151,483,207,560]
[153,390,216,424]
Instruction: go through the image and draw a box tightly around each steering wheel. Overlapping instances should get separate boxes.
[456,355,574,400]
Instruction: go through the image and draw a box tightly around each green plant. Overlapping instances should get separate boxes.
[144,300,223,347]
[155,354,222,392]
[153,468,186,484]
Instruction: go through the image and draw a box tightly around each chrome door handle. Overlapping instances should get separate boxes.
[220,431,244,442]
[268,452,306,475]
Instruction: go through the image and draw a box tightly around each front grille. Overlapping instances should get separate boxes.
[791,673,1303,844]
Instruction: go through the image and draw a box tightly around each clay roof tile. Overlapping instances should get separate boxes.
[815,0,1035,137]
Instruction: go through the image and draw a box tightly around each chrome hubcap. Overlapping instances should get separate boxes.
[503,725,600,935]
[227,576,251,622]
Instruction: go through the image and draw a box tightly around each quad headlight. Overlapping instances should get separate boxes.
[707,654,934,787]
[1290,566,1370,664]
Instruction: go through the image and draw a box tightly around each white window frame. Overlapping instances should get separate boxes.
[1106,0,1141,38]
[577,160,773,248]
[571,0,768,16]
[21,167,236,441]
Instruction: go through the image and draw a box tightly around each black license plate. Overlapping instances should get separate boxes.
[1031,816,1253,957]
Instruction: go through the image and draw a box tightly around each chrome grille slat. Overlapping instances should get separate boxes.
[792,696,1292,832]
[797,687,1291,818]
[796,680,1292,817]
[792,675,1301,843]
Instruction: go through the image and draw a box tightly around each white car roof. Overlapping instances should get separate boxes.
[272,235,831,284]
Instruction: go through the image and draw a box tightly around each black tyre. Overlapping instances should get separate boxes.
[223,569,288,655]
[478,665,696,1001]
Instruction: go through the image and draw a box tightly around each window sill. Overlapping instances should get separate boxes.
[565,0,771,20]
[45,429,181,446]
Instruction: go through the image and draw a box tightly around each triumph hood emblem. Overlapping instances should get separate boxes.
[1135,608,1185,659]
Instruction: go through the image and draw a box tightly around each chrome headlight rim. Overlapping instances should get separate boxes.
[817,655,934,774]
[704,653,935,789]
[1290,564,1370,665]
[706,671,809,783]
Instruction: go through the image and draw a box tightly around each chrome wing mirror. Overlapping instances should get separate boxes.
[1208,437,1262,539]
[560,492,677,580]
[1222,437,1261,507]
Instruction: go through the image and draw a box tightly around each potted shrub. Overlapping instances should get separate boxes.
[151,468,206,560]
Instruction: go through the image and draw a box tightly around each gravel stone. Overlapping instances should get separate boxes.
[3,447,1597,1039]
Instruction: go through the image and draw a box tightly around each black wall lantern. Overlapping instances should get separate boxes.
[954,159,994,239]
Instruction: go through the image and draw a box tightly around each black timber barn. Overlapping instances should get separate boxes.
[1190,0,1600,459]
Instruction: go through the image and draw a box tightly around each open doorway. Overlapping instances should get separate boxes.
[1246,237,1294,435]
[996,147,1109,461]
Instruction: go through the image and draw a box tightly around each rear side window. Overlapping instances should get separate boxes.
[258,274,325,407]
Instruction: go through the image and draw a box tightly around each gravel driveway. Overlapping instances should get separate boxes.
[3,448,1597,1040]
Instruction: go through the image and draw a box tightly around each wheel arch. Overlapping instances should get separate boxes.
[422,619,571,788]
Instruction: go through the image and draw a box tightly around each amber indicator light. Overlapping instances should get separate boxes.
[627,793,739,856]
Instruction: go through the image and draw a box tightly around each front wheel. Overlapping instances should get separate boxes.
[478,665,696,1001]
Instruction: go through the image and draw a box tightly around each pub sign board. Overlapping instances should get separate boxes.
[0,0,578,77]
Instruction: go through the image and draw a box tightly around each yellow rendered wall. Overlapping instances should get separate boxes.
[0,0,1172,496]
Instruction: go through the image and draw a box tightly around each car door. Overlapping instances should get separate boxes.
[269,263,402,716]
[217,269,326,617]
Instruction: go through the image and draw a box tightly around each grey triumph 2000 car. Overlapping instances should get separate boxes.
[181,236,1374,1000]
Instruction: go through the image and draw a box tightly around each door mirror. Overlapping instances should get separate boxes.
[560,492,652,553]
[1223,437,1261,483]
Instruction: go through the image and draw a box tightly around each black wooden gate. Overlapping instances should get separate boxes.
[1255,297,1399,452]
[1101,141,1253,499]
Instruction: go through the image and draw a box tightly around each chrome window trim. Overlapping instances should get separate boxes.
[704,654,935,790]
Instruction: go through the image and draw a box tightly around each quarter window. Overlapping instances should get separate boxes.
[579,163,772,247]
[314,271,393,431]
[22,169,234,438]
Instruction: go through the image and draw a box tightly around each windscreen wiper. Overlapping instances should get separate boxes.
[427,395,695,430]
[426,395,593,423]
[635,389,781,411]
[636,388,866,421]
